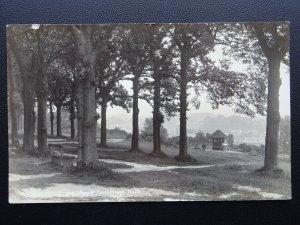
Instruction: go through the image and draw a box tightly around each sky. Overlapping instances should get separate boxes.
[103,47,291,121]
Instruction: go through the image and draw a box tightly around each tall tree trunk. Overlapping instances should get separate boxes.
[152,72,162,154]
[264,56,281,171]
[179,56,188,161]
[17,111,20,132]
[73,26,98,166]
[76,83,84,161]
[22,79,35,152]
[131,77,139,152]
[100,99,107,146]
[82,77,98,164]
[49,101,54,135]
[56,104,62,137]
[37,93,48,155]
[7,36,35,152]
[70,94,75,139]
[7,54,19,147]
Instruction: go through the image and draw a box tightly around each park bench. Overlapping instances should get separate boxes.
[48,143,77,166]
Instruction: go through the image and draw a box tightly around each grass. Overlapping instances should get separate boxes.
[66,162,121,181]
[9,139,292,201]
[172,165,291,197]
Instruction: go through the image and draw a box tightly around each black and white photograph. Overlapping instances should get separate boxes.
[7,23,291,203]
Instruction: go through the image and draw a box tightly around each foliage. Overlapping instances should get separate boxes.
[107,127,128,139]
[213,23,269,116]
[138,24,180,118]
[140,118,169,143]
[189,131,210,147]
[8,24,289,163]
[238,143,264,155]
[165,136,180,147]
[226,133,234,147]
[279,116,291,153]
[95,26,132,111]
[48,61,72,109]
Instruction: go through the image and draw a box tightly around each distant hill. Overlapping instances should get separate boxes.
[48,110,266,144]
[106,112,266,138]
[164,113,265,137]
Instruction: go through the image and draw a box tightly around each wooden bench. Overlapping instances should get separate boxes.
[48,143,78,166]
[48,143,64,166]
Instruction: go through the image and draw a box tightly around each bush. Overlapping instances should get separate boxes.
[188,131,209,147]
[126,133,132,140]
[140,118,168,143]
[107,127,128,139]
[165,136,180,148]
[238,143,264,154]
[238,143,252,152]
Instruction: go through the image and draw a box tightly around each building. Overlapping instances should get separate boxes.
[210,130,227,150]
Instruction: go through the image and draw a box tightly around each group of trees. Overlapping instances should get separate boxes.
[7,23,289,172]
[141,118,169,144]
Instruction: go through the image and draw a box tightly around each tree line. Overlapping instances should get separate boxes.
[7,23,289,172]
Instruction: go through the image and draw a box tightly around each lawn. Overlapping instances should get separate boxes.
[9,139,291,202]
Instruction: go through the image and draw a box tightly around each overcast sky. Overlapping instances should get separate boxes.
[105,68,289,117]
[103,47,290,120]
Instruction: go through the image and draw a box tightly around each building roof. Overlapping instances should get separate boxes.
[210,130,226,138]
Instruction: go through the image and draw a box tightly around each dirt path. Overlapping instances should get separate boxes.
[9,157,287,203]
[99,158,252,173]
[9,141,291,202]
[10,182,213,203]
[9,173,286,203]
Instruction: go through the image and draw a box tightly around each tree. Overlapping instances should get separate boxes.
[173,24,215,161]
[7,51,19,147]
[94,26,131,146]
[122,25,150,152]
[194,131,209,144]
[227,133,234,147]
[60,47,82,140]
[172,23,270,161]
[98,83,131,146]
[64,83,77,140]
[48,62,72,137]
[189,131,209,150]
[35,25,74,155]
[215,23,289,171]
[252,23,289,171]
[141,118,168,144]
[7,25,36,153]
[72,25,98,166]
[48,100,54,135]
[142,24,179,155]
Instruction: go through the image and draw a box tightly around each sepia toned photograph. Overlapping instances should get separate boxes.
[7,23,291,203]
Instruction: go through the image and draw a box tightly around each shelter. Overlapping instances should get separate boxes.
[210,130,226,150]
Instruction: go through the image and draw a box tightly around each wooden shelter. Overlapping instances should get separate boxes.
[210,130,226,150]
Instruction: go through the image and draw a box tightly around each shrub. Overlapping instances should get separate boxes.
[140,118,168,143]
[238,143,252,152]
[107,127,128,139]
[165,136,180,147]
